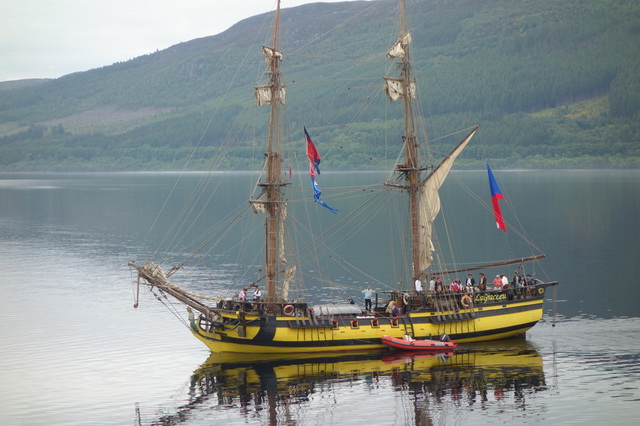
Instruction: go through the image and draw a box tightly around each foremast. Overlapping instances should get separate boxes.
[384,0,478,283]
[252,0,290,311]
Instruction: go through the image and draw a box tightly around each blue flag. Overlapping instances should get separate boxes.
[311,176,338,214]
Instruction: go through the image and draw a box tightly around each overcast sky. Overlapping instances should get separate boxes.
[1,0,357,82]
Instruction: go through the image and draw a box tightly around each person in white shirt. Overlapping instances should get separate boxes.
[362,286,375,311]
[252,285,262,301]
[414,278,423,293]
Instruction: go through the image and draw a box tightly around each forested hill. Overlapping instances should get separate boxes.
[1,0,639,171]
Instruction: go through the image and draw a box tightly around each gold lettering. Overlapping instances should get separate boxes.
[474,293,507,304]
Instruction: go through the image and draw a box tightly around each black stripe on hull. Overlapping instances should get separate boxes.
[410,299,544,324]
[203,319,541,350]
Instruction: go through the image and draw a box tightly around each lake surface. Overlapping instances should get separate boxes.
[0,170,639,425]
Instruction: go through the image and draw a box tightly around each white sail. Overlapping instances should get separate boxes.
[387,31,412,58]
[255,85,286,106]
[278,204,288,264]
[250,200,268,214]
[416,128,478,272]
[384,78,416,102]
[262,46,283,63]
[281,265,296,301]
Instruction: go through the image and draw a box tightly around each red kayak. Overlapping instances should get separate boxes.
[381,335,458,352]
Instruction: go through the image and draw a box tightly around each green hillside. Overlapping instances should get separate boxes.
[1,0,639,171]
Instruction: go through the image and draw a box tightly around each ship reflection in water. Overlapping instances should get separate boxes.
[141,339,546,424]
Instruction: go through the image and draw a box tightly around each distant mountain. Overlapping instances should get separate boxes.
[0,79,52,91]
[1,0,639,171]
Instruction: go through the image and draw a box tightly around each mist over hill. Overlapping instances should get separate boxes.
[1,0,639,171]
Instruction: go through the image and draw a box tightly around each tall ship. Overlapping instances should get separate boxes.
[129,0,558,354]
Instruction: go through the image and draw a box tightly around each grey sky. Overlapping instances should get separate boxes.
[1,1,354,82]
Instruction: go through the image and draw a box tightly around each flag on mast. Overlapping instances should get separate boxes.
[487,163,506,232]
[305,126,321,178]
[311,176,338,214]
[304,127,337,214]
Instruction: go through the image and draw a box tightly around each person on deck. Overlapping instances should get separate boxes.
[524,274,535,298]
[501,274,509,289]
[386,301,399,317]
[512,271,521,285]
[493,275,503,290]
[478,273,487,291]
[512,271,522,296]
[251,285,262,311]
[252,285,261,301]
[429,276,436,292]
[466,273,476,292]
[403,332,414,341]
[238,288,247,301]
[362,286,375,312]
[414,277,423,293]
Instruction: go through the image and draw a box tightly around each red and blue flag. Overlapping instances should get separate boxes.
[304,127,337,214]
[487,163,506,232]
[305,126,321,178]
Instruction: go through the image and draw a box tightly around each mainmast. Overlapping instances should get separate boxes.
[253,0,287,309]
[385,0,422,281]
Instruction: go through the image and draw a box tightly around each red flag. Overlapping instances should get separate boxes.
[304,127,321,178]
[487,163,506,232]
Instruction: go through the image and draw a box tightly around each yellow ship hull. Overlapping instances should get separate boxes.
[190,291,550,354]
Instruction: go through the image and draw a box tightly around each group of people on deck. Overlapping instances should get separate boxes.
[237,285,261,302]
[235,271,536,314]
[412,274,483,295]
[357,271,537,309]
[491,271,536,291]
[412,271,535,294]
[236,285,262,310]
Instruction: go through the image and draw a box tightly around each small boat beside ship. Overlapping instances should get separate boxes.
[381,335,458,352]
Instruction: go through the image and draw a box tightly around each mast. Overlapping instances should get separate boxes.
[385,0,478,283]
[254,0,287,309]
[399,0,421,283]
[385,0,421,281]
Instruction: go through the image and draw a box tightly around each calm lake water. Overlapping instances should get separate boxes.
[0,170,639,425]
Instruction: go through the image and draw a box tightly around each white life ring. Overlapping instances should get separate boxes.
[403,293,410,305]
[283,304,295,316]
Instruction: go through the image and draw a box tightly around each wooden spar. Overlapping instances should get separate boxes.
[427,254,547,276]
[128,262,215,318]
[263,0,284,310]
[394,0,420,281]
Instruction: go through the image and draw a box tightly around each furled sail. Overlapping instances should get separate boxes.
[281,265,296,301]
[250,200,268,214]
[416,127,478,272]
[387,31,412,58]
[384,78,416,102]
[255,85,286,106]
[262,46,283,63]
[278,205,288,264]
